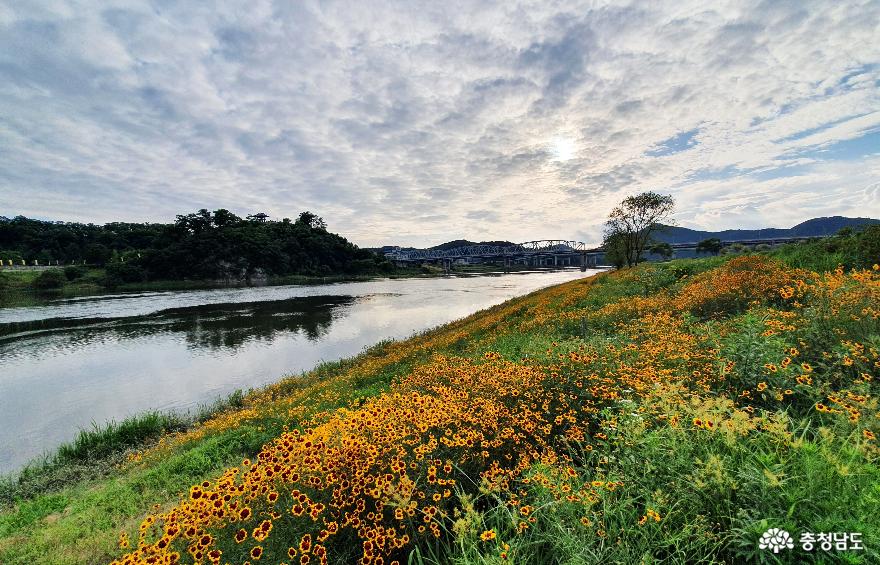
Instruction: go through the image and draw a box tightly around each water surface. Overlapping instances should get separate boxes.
[0,270,598,473]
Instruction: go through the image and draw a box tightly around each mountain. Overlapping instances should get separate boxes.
[653,216,880,244]
[429,239,516,250]
[379,217,879,252]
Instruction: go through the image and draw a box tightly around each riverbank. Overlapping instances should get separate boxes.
[0,264,546,308]
[1,245,878,564]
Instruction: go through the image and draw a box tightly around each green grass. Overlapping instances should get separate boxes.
[440,413,879,564]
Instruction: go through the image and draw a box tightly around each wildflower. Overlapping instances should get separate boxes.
[480,529,497,541]
[864,430,876,441]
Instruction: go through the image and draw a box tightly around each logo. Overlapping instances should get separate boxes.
[759,528,794,553]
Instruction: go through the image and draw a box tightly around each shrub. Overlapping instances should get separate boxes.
[63,265,86,281]
[31,269,65,290]
[104,262,147,286]
[857,225,880,268]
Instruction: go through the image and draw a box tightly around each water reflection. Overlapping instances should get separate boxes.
[1,295,364,359]
[131,295,359,350]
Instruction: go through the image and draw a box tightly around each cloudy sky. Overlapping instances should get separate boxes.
[1,1,879,247]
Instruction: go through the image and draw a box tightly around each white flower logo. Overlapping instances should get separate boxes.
[759,528,794,553]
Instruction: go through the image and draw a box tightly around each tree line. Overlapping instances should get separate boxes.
[0,210,394,284]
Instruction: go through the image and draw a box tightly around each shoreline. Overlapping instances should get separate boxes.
[0,264,569,308]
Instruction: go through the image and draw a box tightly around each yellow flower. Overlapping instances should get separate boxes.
[480,529,497,542]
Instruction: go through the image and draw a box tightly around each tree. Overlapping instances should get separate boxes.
[296,211,327,230]
[246,212,269,224]
[648,241,673,260]
[696,237,723,254]
[83,243,112,266]
[602,191,675,267]
[602,232,628,268]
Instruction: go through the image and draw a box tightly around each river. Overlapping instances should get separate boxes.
[0,269,599,473]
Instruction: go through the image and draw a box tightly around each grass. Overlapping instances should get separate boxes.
[0,231,878,564]
[0,391,248,508]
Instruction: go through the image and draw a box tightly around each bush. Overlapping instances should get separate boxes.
[104,262,147,286]
[63,265,86,281]
[31,269,65,290]
[857,225,880,268]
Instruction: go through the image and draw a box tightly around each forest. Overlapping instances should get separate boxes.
[0,210,394,285]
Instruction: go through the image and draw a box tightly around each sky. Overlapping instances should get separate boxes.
[1,1,879,247]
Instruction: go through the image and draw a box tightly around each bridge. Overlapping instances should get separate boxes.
[384,235,826,272]
[384,240,602,271]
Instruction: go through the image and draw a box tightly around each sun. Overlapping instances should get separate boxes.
[549,136,577,161]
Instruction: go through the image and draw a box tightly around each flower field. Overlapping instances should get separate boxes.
[105,254,880,564]
[2,249,879,564]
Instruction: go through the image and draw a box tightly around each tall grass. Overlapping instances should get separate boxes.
[0,390,246,507]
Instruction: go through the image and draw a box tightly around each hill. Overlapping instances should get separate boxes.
[429,239,517,251]
[653,215,880,244]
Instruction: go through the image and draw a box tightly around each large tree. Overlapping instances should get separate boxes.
[602,191,675,267]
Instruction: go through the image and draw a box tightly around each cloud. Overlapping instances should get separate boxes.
[0,0,878,247]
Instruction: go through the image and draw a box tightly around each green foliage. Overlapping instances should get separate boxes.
[696,237,723,254]
[857,224,880,266]
[30,269,65,290]
[721,242,751,255]
[445,413,879,564]
[603,191,675,267]
[62,265,86,281]
[0,211,397,285]
[771,226,879,271]
[648,241,674,260]
[602,232,628,268]
[55,413,187,464]
[0,249,23,264]
[103,261,147,286]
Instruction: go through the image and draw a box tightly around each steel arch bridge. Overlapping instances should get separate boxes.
[384,240,597,262]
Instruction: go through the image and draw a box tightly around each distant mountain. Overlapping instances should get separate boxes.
[653,216,880,244]
[378,217,879,252]
[429,239,516,251]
